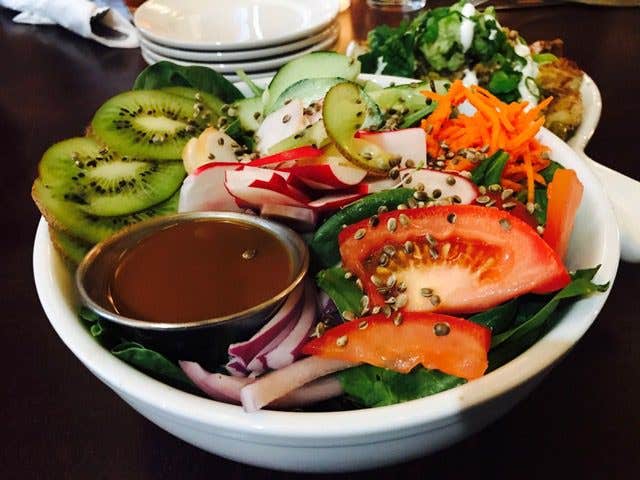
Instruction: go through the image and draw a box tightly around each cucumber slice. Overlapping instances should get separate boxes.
[267,78,344,115]
[368,82,436,115]
[362,80,383,93]
[234,96,264,132]
[33,179,179,245]
[265,52,360,111]
[267,121,329,154]
[323,82,396,175]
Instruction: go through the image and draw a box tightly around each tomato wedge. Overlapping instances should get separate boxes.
[302,312,491,380]
[339,205,570,315]
[543,168,583,259]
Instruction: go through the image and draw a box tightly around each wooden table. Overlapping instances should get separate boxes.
[1,1,638,478]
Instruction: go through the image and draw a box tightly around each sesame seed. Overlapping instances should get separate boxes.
[218,137,225,146]
[378,205,389,214]
[403,240,414,254]
[386,274,397,288]
[344,271,353,280]
[413,191,427,201]
[434,322,450,336]
[387,217,397,232]
[405,159,416,168]
[478,186,487,195]
[421,287,433,297]
[526,202,535,214]
[415,182,425,192]
[399,213,410,226]
[488,184,502,193]
[395,294,408,309]
[336,335,348,347]
[354,228,367,240]
[242,249,256,260]
[446,175,456,186]
[383,245,396,256]
[362,151,373,160]
[282,114,291,123]
[397,203,408,210]
[502,201,517,210]
[537,225,545,235]
[342,311,355,321]
[358,320,369,330]
[372,306,381,315]
[476,195,491,204]
[501,188,514,200]
[432,189,442,199]
[397,281,407,292]
[393,313,403,326]
[370,275,383,287]
[499,218,512,231]
[378,253,389,266]
[447,213,457,224]
[430,295,441,306]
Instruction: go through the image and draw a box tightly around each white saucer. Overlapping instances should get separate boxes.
[134,0,340,51]
[139,30,339,74]
[139,24,339,63]
[139,49,277,82]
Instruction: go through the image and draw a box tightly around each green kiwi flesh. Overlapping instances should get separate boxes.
[38,137,185,217]
[49,227,91,267]
[33,179,179,245]
[91,90,208,160]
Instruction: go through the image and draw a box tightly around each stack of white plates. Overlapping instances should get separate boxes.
[134,0,341,81]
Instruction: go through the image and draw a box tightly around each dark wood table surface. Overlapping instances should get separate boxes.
[1,1,639,478]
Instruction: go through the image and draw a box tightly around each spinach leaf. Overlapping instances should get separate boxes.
[469,298,519,334]
[540,160,563,184]
[339,364,465,407]
[472,150,509,186]
[316,267,362,318]
[491,268,608,350]
[133,61,244,103]
[488,70,521,94]
[111,341,194,390]
[359,23,417,77]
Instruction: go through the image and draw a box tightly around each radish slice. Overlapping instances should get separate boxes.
[262,282,317,370]
[260,204,317,232]
[270,376,343,408]
[179,361,252,404]
[240,356,357,412]
[246,146,323,168]
[182,127,239,173]
[178,163,243,213]
[225,169,309,209]
[398,168,478,203]
[256,100,306,155]
[288,158,367,190]
[227,283,305,368]
[356,128,427,168]
[308,190,366,212]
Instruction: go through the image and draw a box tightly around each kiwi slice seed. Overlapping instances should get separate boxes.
[33,179,179,245]
[91,90,209,160]
[38,137,185,217]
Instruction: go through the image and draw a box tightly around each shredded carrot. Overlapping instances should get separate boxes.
[420,80,553,197]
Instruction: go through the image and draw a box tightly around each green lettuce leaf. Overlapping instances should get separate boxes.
[316,267,362,318]
[133,61,244,103]
[339,364,465,408]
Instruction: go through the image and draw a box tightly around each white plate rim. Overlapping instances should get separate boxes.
[33,73,619,443]
[138,24,339,63]
[134,0,340,51]
[140,31,339,73]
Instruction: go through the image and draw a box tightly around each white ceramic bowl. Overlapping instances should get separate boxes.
[33,75,619,473]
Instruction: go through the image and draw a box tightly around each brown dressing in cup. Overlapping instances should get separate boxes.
[108,219,292,324]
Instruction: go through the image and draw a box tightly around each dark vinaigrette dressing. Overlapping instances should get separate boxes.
[108,220,293,324]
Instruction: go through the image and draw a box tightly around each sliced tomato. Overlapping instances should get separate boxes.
[338,205,570,315]
[484,192,538,230]
[543,168,583,259]
[301,312,491,380]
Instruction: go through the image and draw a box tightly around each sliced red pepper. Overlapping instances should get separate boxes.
[302,312,491,380]
[339,205,570,315]
[246,146,323,167]
[543,168,583,259]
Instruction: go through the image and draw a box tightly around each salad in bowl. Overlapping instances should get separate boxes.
[32,50,617,469]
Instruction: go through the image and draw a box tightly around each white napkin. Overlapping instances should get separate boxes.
[1,0,139,48]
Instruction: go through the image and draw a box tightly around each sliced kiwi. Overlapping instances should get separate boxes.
[49,227,91,267]
[33,179,179,245]
[38,137,185,217]
[91,90,208,160]
[161,86,225,120]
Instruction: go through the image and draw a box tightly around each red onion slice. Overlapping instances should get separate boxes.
[271,376,343,408]
[179,361,252,404]
[262,283,317,370]
[240,356,357,413]
[227,283,305,369]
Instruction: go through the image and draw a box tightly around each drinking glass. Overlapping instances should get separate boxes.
[366,0,427,11]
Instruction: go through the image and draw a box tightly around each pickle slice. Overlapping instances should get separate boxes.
[322,82,395,176]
